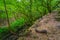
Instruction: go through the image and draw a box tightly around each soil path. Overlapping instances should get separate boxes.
[17,12,60,40]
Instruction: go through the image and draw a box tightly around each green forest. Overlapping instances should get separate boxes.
[0,0,60,40]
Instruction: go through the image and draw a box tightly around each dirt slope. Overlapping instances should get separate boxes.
[17,12,60,40]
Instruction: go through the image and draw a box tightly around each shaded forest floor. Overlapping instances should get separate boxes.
[17,12,60,40]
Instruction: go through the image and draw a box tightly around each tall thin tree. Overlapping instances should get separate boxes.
[29,0,33,24]
[3,0,16,34]
[3,0,10,27]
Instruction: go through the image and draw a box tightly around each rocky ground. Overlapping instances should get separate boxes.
[17,12,60,40]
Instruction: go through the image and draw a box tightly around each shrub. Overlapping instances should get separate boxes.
[10,17,27,32]
[0,27,10,39]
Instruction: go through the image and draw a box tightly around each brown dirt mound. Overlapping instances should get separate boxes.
[17,12,60,40]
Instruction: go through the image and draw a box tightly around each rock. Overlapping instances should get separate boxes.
[35,29,47,34]
[56,24,60,29]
